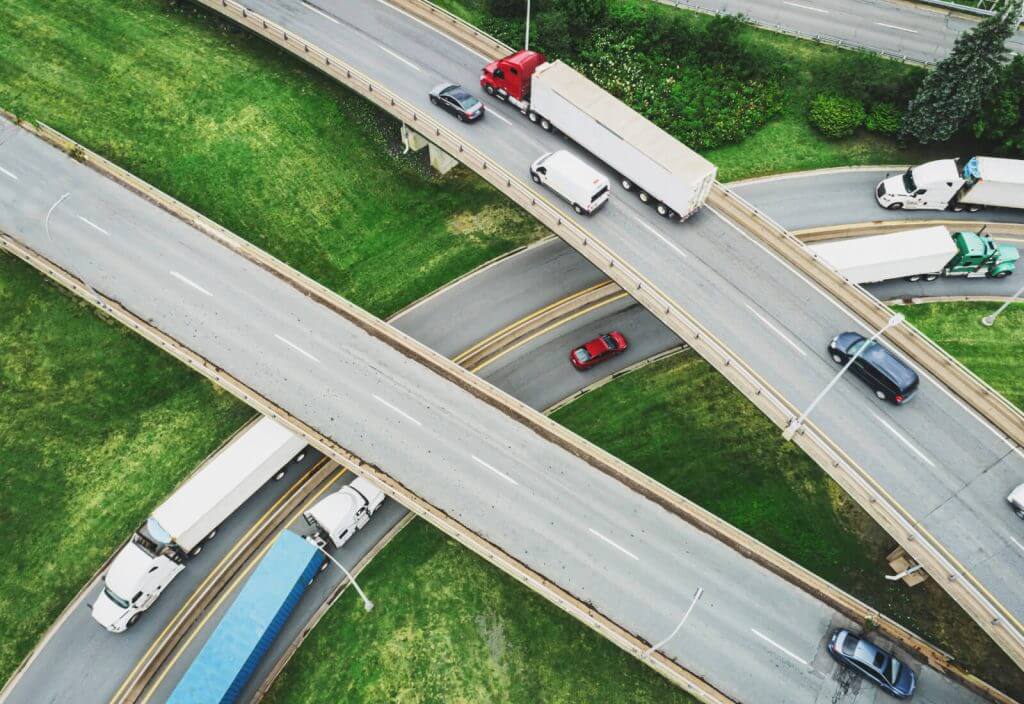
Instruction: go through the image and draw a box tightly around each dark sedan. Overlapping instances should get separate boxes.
[828,629,916,698]
[428,83,484,122]
[828,332,919,404]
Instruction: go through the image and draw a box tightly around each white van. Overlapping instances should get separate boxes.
[530,150,610,215]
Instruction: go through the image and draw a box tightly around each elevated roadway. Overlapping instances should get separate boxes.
[190,0,1024,669]
[0,114,993,703]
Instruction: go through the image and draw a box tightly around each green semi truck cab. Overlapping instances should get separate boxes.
[947,231,1018,278]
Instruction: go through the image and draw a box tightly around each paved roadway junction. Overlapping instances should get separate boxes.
[0,111,987,703]
[219,0,1024,669]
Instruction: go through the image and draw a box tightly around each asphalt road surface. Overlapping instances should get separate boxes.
[240,0,1024,663]
[670,0,1024,64]
[0,114,984,703]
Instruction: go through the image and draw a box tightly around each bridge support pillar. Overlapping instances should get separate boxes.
[401,124,458,176]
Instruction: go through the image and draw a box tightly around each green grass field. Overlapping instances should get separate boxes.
[264,519,697,704]
[0,256,255,681]
[0,0,545,319]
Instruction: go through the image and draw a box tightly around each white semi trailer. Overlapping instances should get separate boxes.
[876,156,1024,212]
[809,226,1018,284]
[481,52,717,220]
[91,417,307,632]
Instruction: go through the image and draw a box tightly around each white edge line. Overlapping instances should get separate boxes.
[870,412,936,467]
[876,22,918,34]
[783,1,829,13]
[371,0,488,61]
[169,270,213,297]
[484,106,513,126]
[750,628,810,666]
[471,455,519,486]
[744,304,807,356]
[631,214,688,258]
[587,527,640,561]
[1010,536,1024,554]
[301,1,341,25]
[373,394,423,426]
[0,165,18,180]
[78,216,110,236]
[274,333,321,364]
[376,43,421,72]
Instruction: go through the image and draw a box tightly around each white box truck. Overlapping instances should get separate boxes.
[481,52,716,220]
[302,476,386,549]
[809,226,1018,284]
[91,417,307,632]
[876,156,1024,212]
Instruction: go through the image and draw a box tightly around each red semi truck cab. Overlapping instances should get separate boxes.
[481,50,546,109]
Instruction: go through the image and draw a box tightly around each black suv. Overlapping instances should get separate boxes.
[828,332,919,404]
[828,629,916,699]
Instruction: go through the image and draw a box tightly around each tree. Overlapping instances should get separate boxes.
[973,54,1024,154]
[901,0,1023,144]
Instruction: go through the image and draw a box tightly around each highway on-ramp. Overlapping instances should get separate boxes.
[204,0,1024,668]
[0,113,988,702]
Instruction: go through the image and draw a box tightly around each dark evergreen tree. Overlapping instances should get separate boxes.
[901,0,1023,144]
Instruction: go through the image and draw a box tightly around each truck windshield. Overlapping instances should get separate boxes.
[103,586,130,610]
[901,168,916,193]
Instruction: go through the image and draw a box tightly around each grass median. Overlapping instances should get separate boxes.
[547,302,1024,697]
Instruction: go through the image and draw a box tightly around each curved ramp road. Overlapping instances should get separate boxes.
[0,118,986,702]
[212,0,1024,666]
[666,0,1024,64]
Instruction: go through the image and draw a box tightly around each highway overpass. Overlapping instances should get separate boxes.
[0,110,995,703]
[186,0,1024,671]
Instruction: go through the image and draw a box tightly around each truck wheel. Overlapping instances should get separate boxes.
[924,274,939,282]
[292,451,306,464]
[951,203,966,212]
[273,467,287,481]
[906,275,921,282]
[206,528,218,542]
[127,613,141,628]
[573,203,584,215]
[638,191,651,204]
[528,111,539,124]
[484,84,495,96]
[540,118,552,131]
[621,178,633,191]
[531,172,541,184]
[656,203,670,217]
[885,202,903,210]
[967,204,983,213]
[994,270,1011,278]
[190,543,204,557]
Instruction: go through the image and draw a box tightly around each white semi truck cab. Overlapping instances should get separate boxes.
[876,156,1024,212]
[91,417,307,632]
[303,476,386,549]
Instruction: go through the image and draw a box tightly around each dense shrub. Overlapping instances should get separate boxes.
[865,102,903,136]
[972,54,1024,155]
[808,93,865,139]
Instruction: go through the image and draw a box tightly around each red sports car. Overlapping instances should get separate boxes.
[570,331,628,370]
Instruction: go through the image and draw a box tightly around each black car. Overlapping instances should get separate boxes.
[828,629,916,699]
[828,332,919,404]
[428,82,484,122]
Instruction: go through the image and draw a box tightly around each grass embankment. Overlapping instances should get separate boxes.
[0,0,545,685]
[264,520,697,704]
[0,0,545,319]
[0,256,255,680]
[433,0,954,181]
[546,302,1024,696]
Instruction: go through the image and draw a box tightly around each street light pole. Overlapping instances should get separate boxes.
[981,281,1024,326]
[783,314,905,441]
[307,540,374,612]
[643,587,703,659]
[524,0,531,50]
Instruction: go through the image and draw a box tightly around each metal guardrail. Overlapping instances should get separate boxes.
[181,0,1024,695]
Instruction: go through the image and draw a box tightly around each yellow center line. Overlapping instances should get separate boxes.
[451,280,611,364]
[471,292,630,374]
[137,468,348,704]
[108,457,326,703]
